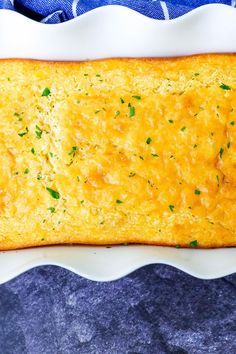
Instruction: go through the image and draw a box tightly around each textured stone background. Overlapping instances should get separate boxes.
[0,265,235,354]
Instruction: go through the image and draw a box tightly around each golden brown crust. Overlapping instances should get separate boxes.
[0,54,236,249]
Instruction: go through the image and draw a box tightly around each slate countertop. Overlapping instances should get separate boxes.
[0,264,235,354]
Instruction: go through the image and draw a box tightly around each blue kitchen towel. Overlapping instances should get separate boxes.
[0,0,235,23]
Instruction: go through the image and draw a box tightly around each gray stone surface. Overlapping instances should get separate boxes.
[0,265,235,354]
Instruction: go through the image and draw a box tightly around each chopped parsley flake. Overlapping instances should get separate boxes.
[175,244,181,248]
[194,73,200,77]
[219,83,231,91]
[168,120,174,123]
[24,168,29,174]
[193,144,198,148]
[132,95,141,100]
[139,156,144,160]
[129,172,136,177]
[68,146,78,157]
[49,152,53,157]
[219,147,224,158]
[18,127,28,137]
[194,189,201,195]
[129,106,135,117]
[115,111,120,117]
[151,153,159,157]
[46,187,60,199]
[80,200,84,204]
[31,147,35,154]
[116,199,123,204]
[169,205,175,212]
[230,121,235,126]
[37,174,42,180]
[35,125,43,139]
[227,142,231,149]
[42,87,51,96]
[120,97,124,104]
[189,240,198,248]
[48,207,55,213]
[146,137,152,145]
[180,126,186,132]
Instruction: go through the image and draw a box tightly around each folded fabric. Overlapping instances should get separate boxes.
[0,0,235,23]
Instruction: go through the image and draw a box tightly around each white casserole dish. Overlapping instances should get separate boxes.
[0,4,236,282]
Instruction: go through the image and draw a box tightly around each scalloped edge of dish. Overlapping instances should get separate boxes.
[0,4,236,60]
[0,4,236,282]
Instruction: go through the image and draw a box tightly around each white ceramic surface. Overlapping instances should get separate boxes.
[0,4,236,283]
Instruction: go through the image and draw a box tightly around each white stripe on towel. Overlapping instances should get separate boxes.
[72,0,80,17]
[160,1,170,20]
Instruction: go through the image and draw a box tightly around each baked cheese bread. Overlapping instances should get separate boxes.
[0,55,236,249]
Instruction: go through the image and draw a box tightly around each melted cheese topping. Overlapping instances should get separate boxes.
[0,55,235,249]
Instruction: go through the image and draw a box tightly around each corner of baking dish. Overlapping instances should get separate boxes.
[0,4,236,282]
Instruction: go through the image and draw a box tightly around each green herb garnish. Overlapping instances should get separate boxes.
[180,126,186,132]
[35,125,43,139]
[189,240,198,248]
[18,127,28,137]
[151,153,159,157]
[230,121,235,126]
[115,111,120,117]
[120,97,124,104]
[24,168,29,174]
[46,187,60,200]
[31,147,35,154]
[129,172,136,177]
[129,106,135,117]
[219,83,231,90]
[194,189,201,195]
[132,95,141,100]
[168,120,174,123]
[219,147,224,158]
[169,205,175,212]
[68,146,78,157]
[42,87,51,96]
[48,207,55,213]
[146,137,152,145]
[116,199,123,204]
